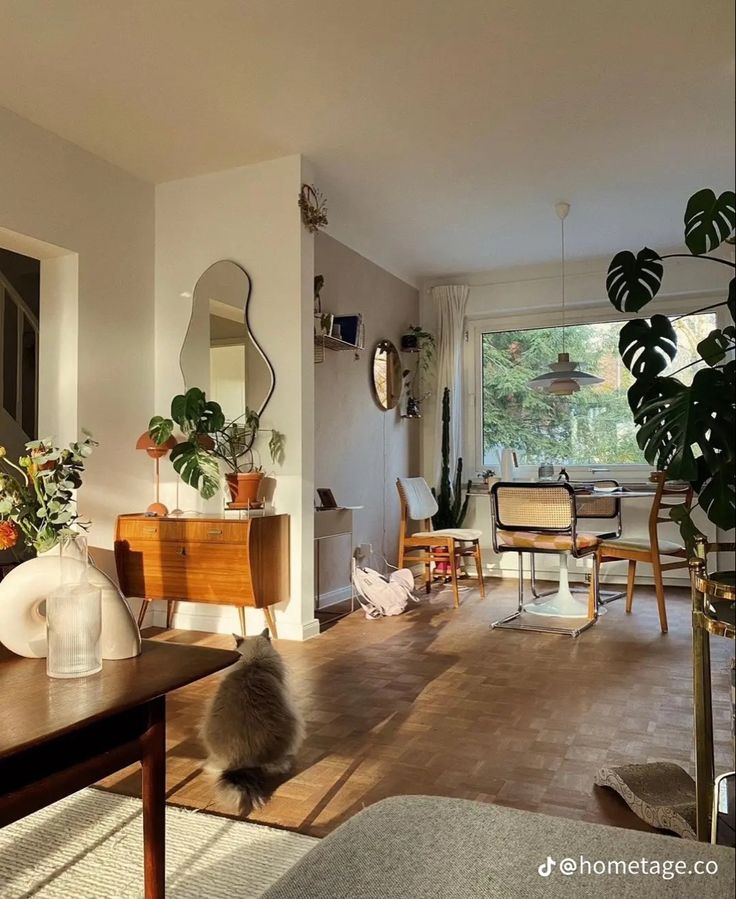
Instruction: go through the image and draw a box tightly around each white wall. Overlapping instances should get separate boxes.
[0,107,155,579]
[155,155,318,640]
[419,251,732,585]
[314,233,420,601]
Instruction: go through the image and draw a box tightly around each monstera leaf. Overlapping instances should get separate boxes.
[684,189,736,255]
[148,415,174,445]
[634,368,734,482]
[171,387,225,436]
[697,325,736,366]
[606,248,664,312]
[618,315,677,379]
[169,442,222,500]
[698,460,736,531]
[728,278,735,322]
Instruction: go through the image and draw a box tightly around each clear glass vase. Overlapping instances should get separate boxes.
[46,535,102,679]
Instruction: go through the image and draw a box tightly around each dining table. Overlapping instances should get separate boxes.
[468,479,667,619]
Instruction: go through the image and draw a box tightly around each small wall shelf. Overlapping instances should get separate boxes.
[314,313,364,363]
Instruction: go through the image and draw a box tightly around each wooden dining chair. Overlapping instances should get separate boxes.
[597,473,693,633]
[396,477,485,608]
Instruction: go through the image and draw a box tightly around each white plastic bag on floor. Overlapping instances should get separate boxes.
[352,563,415,619]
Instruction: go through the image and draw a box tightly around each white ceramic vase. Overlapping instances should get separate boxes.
[0,555,141,660]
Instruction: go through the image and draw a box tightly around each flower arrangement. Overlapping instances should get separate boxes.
[0,434,97,555]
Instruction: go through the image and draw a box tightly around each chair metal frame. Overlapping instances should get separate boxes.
[529,481,624,606]
[489,481,603,637]
[396,478,485,609]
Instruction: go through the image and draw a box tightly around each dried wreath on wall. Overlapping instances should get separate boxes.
[298,183,329,233]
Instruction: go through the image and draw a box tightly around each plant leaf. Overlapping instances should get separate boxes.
[669,504,703,553]
[148,416,174,445]
[170,442,222,499]
[728,277,735,323]
[606,248,663,312]
[684,188,736,255]
[697,325,736,366]
[268,430,285,465]
[170,393,188,428]
[183,387,206,427]
[634,368,734,481]
[698,460,736,531]
[202,401,226,433]
[618,315,677,378]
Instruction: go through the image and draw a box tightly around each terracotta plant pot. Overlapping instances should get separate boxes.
[226,471,264,508]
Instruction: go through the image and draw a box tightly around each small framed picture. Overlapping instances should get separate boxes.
[316,488,338,509]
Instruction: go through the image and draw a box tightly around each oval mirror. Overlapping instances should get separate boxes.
[180,260,275,430]
[372,340,402,410]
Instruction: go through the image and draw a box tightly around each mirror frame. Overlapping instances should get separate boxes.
[371,339,403,411]
[179,259,276,423]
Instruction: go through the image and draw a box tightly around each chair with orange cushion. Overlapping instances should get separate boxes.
[396,477,485,608]
[597,472,693,634]
[489,481,602,637]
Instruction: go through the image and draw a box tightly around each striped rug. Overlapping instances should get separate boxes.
[0,789,318,898]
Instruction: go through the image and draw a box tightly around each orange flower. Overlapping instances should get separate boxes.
[0,520,19,550]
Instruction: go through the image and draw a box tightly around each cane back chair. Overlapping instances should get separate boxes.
[489,481,603,637]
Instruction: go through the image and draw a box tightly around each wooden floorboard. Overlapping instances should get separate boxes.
[97,578,734,838]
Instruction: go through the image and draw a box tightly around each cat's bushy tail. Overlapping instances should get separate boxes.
[218,766,276,815]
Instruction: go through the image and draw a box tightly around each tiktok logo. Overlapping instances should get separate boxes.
[538,856,556,877]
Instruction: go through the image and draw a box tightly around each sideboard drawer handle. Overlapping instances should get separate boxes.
[178,546,187,557]
[208,529,223,536]
[143,527,157,534]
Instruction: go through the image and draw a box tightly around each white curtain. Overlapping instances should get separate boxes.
[432,284,469,482]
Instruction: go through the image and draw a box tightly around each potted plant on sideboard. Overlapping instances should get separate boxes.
[148,387,285,506]
[216,412,285,508]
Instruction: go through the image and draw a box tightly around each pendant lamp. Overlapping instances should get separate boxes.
[528,202,603,395]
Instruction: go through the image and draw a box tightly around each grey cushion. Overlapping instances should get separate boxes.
[262,795,735,899]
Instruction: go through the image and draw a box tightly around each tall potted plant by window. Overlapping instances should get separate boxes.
[605,187,735,547]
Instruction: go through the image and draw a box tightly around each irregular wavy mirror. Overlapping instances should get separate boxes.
[180,260,275,423]
[372,339,402,410]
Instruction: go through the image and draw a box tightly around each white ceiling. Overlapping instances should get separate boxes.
[1,0,733,284]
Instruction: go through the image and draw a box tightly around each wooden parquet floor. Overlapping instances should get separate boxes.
[97,579,734,838]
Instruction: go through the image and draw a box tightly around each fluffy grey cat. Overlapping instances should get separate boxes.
[202,629,304,814]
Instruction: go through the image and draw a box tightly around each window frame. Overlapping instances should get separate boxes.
[465,296,724,483]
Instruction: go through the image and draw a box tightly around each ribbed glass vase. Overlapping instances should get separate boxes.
[46,535,102,679]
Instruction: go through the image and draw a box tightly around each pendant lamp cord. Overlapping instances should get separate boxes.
[561,215,566,355]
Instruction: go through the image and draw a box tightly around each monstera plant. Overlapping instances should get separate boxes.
[606,188,735,545]
[149,387,285,501]
[149,388,225,500]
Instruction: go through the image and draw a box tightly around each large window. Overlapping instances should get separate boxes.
[480,313,716,469]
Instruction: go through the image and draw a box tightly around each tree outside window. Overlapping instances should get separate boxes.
[481,313,716,467]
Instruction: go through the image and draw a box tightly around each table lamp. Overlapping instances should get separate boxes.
[136,431,177,516]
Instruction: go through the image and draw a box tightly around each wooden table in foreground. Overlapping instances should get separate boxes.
[0,639,239,898]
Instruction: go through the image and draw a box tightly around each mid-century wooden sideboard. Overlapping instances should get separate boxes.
[115,513,289,638]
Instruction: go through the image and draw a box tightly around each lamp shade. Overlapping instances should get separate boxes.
[528,353,604,397]
[135,431,176,459]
